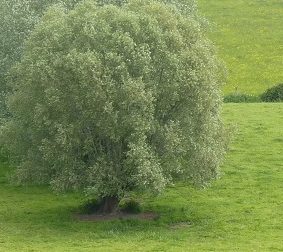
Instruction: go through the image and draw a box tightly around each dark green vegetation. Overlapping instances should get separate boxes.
[119,197,142,214]
[199,0,283,95]
[223,93,260,103]
[0,104,282,251]
[223,83,283,103]
[261,83,283,102]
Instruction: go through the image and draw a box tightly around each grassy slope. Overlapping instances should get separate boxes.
[0,103,282,251]
[198,0,283,95]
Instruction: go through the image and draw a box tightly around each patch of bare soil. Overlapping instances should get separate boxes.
[73,212,159,221]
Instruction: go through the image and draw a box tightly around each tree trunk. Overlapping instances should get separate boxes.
[99,196,119,213]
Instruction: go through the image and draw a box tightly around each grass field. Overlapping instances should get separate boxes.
[0,103,282,251]
[198,0,283,95]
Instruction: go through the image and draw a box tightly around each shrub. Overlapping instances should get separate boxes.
[119,197,142,214]
[223,93,260,103]
[260,83,283,102]
[2,0,227,212]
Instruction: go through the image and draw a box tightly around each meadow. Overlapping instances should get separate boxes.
[198,0,283,95]
[0,103,282,251]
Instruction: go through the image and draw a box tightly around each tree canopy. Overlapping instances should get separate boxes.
[0,0,81,119]
[1,0,226,210]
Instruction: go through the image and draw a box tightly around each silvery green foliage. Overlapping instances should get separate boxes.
[2,0,226,198]
[96,0,127,6]
[0,0,80,120]
[161,0,197,14]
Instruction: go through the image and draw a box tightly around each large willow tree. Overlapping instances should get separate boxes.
[2,0,226,212]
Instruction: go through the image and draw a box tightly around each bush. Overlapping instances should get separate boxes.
[260,83,283,102]
[224,93,260,103]
[119,197,142,214]
[2,0,227,212]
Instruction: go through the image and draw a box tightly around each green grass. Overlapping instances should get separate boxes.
[198,0,283,95]
[0,103,282,251]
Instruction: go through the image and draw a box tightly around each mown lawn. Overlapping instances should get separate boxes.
[0,103,282,251]
[198,0,283,95]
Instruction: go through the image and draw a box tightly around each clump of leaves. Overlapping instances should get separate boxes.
[119,197,142,214]
[0,0,82,120]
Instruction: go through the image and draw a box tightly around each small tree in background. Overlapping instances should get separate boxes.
[1,0,227,212]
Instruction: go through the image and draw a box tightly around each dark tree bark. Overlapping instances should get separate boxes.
[99,196,119,213]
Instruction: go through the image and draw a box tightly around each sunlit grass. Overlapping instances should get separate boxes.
[199,0,283,95]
